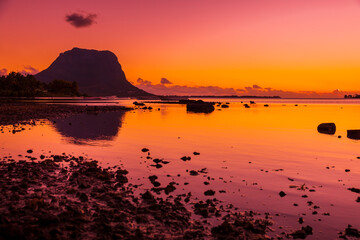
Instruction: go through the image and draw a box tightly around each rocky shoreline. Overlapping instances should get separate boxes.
[0,154,272,239]
[0,103,131,126]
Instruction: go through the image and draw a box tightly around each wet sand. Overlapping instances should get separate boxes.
[0,103,274,239]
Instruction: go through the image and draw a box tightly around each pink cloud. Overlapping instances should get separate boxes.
[134,78,358,98]
[0,68,7,76]
[20,66,39,75]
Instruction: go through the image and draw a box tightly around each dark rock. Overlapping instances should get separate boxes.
[164,182,177,194]
[153,158,162,163]
[181,156,191,161]
[317,123,336,135]
[141,190,155,201]
[189,170,199,176]
[298,217,304,224]
[155,164,162,169]
[221,104,229,108]
[133,101,145,106]
[244,104,250,108]
[345,225,360,238]
[141,148,149,152]
[347,129,360,140]
[152,181,161,187]
[27,149,33,153]
[148,175,158,182]
[186,100,215,113]
[290,225,313,239]
[279,191,286,197]
[345,169,350,172]
[204,190,215,196]
[357,197,360,203]
[348,187,360,193]
[193,152,200,155]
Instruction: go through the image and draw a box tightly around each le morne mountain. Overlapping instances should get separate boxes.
[35,48,150,97]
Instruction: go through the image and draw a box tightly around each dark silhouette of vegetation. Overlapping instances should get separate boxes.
[344,94,360,99]
[0,72,82,97]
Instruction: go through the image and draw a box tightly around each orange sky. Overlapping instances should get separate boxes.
[1,0,360,96]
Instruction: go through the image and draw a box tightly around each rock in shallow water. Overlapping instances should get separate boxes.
[347,129,360,140]
[317,123,336,135]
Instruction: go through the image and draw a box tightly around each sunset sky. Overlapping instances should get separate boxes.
[1,0,360,97]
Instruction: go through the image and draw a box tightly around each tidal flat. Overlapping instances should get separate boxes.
[0,99,359,239]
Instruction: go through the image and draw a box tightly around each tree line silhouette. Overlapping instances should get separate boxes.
[0,72,83,97]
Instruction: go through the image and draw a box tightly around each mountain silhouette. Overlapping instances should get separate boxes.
[36,47,151,97]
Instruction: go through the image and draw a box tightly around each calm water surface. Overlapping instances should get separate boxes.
[1,99,359,238]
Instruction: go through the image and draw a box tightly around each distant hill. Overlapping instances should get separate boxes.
[36,47,151,97]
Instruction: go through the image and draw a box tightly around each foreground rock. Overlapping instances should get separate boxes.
[0,155,272,239]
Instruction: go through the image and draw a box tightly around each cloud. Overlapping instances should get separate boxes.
[137,78,152,85]
[65,12,97,28]
[135,78,238,96]
[20,66,39,75]
[0,68,7,76]
[160,78,173,85]
[134,78,358,98]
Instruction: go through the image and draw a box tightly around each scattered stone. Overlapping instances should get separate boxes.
[189,170,199,176]
[27,149,33,153]
[348,187,360,193]
[141,148,149,152]
[289,225,313,239]
[279,191,287,197]
[204,190,215,196]
[181,156,191,161]
[193,152,200,155]
[339,225,360,238]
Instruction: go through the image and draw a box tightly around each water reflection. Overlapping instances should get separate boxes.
[52,111,126,145]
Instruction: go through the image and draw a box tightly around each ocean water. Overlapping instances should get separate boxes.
[1,98,359,238]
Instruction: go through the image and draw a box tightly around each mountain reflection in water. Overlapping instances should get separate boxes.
[52,111,126,145]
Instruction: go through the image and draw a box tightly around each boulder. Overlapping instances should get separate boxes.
[317,123,336,135]
[186,100,215,113]
[347,130,360,140]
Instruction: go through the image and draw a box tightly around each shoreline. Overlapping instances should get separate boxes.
[0,154,272,239]
[0,103,132,126]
